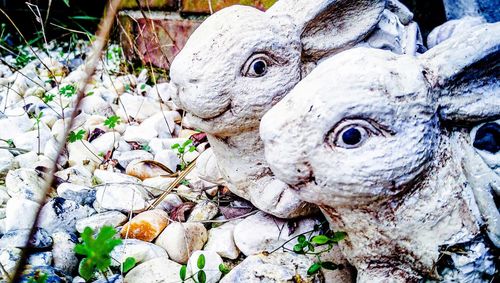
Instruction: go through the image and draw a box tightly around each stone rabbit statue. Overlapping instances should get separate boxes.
[169,0,424,218]
[260,23,499,282]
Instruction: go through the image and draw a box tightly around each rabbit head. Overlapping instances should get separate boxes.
[261,22,500,207]
[169,0,388,135]
[261,23,499,281]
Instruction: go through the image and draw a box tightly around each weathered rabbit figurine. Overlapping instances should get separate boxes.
[260,23,499,282]
[169,0,423,218]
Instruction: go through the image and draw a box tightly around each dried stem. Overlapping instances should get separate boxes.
[9,0,123,281]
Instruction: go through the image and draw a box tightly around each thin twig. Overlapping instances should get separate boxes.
[147,157,198,210]
[9,0,123,281]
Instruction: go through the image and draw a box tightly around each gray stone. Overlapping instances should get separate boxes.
[0,247,21,280]
[0,149,16,175]
[114,150,153,169]
[187,200,218,222]
[76,211,128,234]
[0,228,52,249]
[94,184,149,213]
[110,239,168,267]
[155,222,208,264]
[5,168,47,203]
[233,212,319,256]
[220,251,321,283]
[124,257,181,283]
[5,197,40,231]
[443,0,499,22]
[57,183,96,206]
[38,197,95,234]
[27,251,53,266]
[204,221,240,260]
[93,169,141,185]
[54,165,93,187]
[52,231,79,275]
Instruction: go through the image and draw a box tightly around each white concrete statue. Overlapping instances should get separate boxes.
[260,23,499,282]
[169,0,423,218]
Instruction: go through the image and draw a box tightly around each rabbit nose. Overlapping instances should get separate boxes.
[169,82,184,109]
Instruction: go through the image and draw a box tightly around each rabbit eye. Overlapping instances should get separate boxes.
[252,60,267,76]
[242,54,272,77]
[327,119,381,149]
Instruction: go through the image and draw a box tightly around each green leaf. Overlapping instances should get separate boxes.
[293,243,303,253]
[5,139,14,148]
[122,257,136,273]
[297,235,306,244]
[27,271,48,283]
[183,139,193,147]
[307,243,315,252]
[179,265,187,281]
[104,115,121,129]
[320,262,338,270]
[63,0,70,7]
[307,263,322,275]
[331,232,347,242]
[141,144,151,152]
[197,254,206,269]
[68,129,86,143]
[78,258,95,281]
[218,263,230,275]
[42,93,55,103]
[74,244,88,255]
[189,146,196,152]
[171,143,180,149]
[70,15,100,20]
[59,84,76,98]
[197,270,207,283]
[311,235,330,245]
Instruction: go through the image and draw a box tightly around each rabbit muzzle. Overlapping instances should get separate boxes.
[169,80,231,121]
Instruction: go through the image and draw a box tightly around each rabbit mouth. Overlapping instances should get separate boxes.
[183,105,233,131]
[185,103,232,124]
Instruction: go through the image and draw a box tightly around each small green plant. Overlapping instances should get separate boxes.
[179,254,223,283]
[42,93,55,103]
[180,179,190,186]
[104,115,121,129]
[196,254,206,283]
[14,49,36,68]
[121,256,137,273]
[59,84,77,98]
[171,139,196,170]
[1,138,15,148]
[68,129,86,143]
[74,226,136,281]
[219,263,231,275]
[26,270,48,283]
[33,112,43,155]
[292,231,347,275]
[141,143,152,152]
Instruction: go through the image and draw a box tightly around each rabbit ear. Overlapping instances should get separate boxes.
[268,0,387,60]
[421,23,500,124]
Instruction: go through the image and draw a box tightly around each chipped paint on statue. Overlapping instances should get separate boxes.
[169,0,423,218]
[260,23,500,282]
